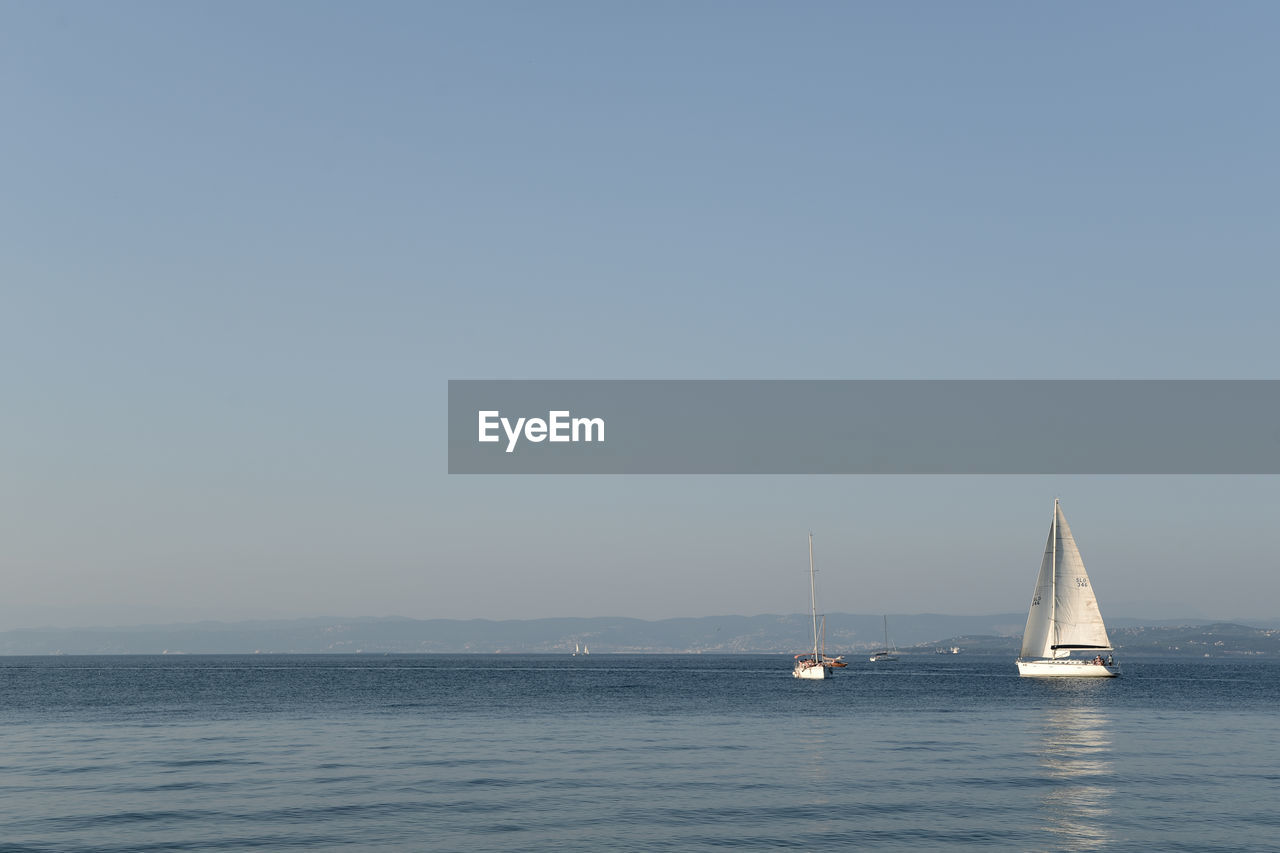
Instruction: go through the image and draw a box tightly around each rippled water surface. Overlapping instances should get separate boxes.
[1,655,1277,851]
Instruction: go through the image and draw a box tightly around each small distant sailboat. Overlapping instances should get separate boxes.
[869,615,898,662]
[1016,500,1119,678]
[793,532,847,680]
[572,643,580,656]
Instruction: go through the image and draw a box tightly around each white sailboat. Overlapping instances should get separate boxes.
[869,615,898,662]
[1016,500,1119,678]
[793,532,846,679]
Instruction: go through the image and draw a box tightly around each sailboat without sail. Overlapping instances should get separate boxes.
[793,532,847,680]
[869,615,898,662]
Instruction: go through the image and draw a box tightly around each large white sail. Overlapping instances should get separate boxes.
[1019,524,1057,659]
[1051,504,1112,651]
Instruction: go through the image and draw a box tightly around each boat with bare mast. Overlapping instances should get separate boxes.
[869,615,898,662]
[793,532,846,680]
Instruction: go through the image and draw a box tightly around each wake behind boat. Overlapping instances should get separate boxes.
[793,532,846,680]
[1016,500,1119,678]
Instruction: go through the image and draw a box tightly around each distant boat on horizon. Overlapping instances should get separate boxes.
[869,615,898,662]
[1015,499,1119,678]
[793,532,846,680]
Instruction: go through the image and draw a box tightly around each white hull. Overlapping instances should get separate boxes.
[1016,658,1119,678]
[793,662,831,680]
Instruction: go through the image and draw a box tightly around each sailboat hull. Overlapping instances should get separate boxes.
[793,663,831,680]
[1016,658,1119,678]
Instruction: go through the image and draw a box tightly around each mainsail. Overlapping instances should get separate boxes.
[1019,500,1112,659]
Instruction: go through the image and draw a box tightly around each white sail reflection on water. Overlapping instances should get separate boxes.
[1038,702,1115,851]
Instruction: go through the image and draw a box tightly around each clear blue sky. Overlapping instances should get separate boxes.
[3,3,1278,627]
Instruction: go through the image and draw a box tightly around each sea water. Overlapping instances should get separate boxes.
[1,655,1277,851]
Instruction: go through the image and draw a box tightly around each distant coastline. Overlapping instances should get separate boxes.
[2,614,1277,657]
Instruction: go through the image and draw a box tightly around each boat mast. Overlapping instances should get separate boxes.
[809,532,819,660]
[1051,498,1058,653]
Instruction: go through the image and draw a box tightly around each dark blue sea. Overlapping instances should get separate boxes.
[1,655,1277,851]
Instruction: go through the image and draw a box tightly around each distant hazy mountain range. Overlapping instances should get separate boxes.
[1,614,1278,656]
